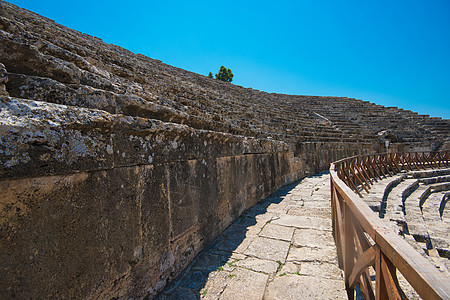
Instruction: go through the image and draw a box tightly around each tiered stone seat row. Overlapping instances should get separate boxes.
[363,168,450,276]
[1,2,449,147]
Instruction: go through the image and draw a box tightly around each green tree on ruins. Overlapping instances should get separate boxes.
[215,65,234,82]
[208,72,214,78]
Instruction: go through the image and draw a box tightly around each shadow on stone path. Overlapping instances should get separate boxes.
[156,172,347,299]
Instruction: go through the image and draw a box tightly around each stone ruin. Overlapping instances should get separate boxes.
[0,1,449,298]
[363,168,450,278]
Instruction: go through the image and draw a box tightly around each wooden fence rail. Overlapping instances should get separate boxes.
[330,151,450,299]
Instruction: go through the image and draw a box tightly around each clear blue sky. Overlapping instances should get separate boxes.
[8,0,450,119]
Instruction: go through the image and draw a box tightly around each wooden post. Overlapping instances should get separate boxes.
[332,183,345,269]
[415,152,425,169]
[375,246,389,300]
[344,202,356,300]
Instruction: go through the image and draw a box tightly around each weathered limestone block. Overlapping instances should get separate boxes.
[5,73,191,125]
[0,63,8,96]
[168,158,219,239]
[6,73,119,112]
[217,155,257,226]
[0,38,80,85]
[0,97,113,179]
[0,165,170,299]
[294,141,374,175]
[0,38,118,92]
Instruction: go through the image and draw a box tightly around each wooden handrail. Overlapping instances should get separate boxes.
[330,151,450,299]
[334,152,449,194]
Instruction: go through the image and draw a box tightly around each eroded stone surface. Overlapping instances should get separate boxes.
[0,63,8,96]
[259,223,295,242]
[293,228,335,248]
[298,261,344,280]
[272,215,332,231]
[218,268,269,300]
[234,257,279,274]
[264,275,347,299]
[287,246,338,264]
[244,237,291,262]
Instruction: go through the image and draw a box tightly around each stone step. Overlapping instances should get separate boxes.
[361,169,450,276]
[3,4,448,146]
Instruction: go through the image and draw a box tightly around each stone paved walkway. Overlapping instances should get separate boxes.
[156,172,347,299]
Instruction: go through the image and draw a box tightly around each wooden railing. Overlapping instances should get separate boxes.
[335,152,449,196]
[330,151,450,299]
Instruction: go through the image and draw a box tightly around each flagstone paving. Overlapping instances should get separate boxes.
[156,172,347,299]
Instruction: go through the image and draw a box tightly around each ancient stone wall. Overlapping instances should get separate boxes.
[0,96,293,298]
[0,96,375,298]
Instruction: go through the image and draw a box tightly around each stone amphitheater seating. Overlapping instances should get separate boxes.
[363,168,450,276]
[1,2,449,149]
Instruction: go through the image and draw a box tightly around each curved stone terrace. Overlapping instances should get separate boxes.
[363,168,450,278]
